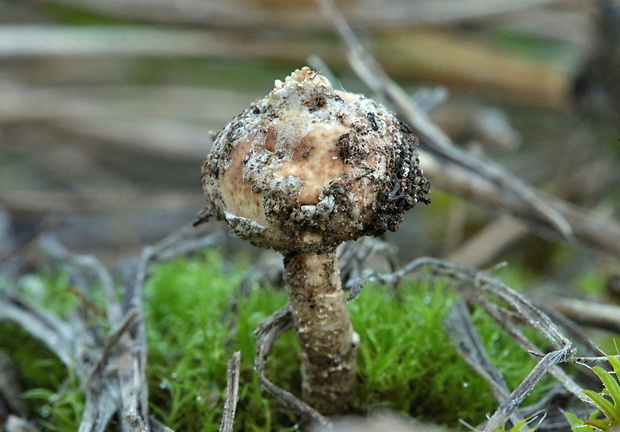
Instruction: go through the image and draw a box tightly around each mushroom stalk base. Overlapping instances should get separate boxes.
[283,249,358,416]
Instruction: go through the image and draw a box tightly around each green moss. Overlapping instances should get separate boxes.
[0,251,555,431]
[350,279,553,427]
[145,251,294,431]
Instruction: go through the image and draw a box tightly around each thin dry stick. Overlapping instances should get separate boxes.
[536,297,620,334]
[444,299,512,402]
[38,235,122,324]
[476,278,570,349]
[219,351,241,432]
[124,246,156,426]
[484,348,573,432]
[81,309,141,390]
[357,256,595,430]
[444,300,529,430]
[253,305,327,426]
[473,296,587,399]
[0,235,171,432]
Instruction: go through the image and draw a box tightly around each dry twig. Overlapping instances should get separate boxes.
[26,0,565,31]
[0,235,155,431]
[347,255,596,430]
[444,300,514,407]
[253,304,327,426]
[536,297,620,334]
[317,0,620,260]
[219,351,241,432]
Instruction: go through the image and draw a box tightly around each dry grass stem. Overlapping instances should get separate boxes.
[444,300,512,402]
[253,304,327,425]
[0,235,162,432]
[536,298,620,334]
[318,0,572,238]
[317,0,620,260]
[219,351,241,432]
[26,0,565,31]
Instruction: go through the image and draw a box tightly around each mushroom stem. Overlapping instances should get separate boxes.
[282,249,358,415]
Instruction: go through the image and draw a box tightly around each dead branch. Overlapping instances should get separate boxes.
[536,297,620,334]
[317,0,620,261]
[219,351,241,432]
[444,300,512,402]
[0,235,163,432]
[253,304,327,426]
[351,255,596,430]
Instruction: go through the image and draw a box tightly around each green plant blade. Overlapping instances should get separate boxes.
[608,356,620,383]
[564,411,585,427]
[572,426,600,432]
[508,417,536,432]
[583,389,620,425]
[583,418,612,430]
[591,365,620,409]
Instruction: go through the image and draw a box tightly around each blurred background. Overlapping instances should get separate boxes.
[0,0,618,274]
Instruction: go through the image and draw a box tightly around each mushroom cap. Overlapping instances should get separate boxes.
[200,67,429,252]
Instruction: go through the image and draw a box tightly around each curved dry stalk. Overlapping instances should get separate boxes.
[253,305,328,425]
[348,255,597,430]
[317,0,620,262]
[317,0,571,238]
[219,351,241,432]
[483,348,574,432]
[0,236,161,432]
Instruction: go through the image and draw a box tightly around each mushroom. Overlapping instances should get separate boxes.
[199,67,429,415]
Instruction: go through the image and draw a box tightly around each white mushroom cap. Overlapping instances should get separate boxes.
[201,67,429,252]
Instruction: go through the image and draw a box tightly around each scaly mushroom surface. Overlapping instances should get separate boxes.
[199,67,429,415]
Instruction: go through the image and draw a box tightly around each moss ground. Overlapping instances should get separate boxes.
[0,250,555,431]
